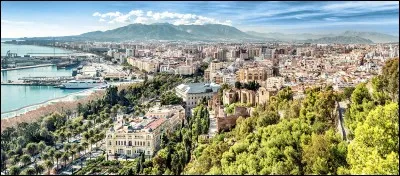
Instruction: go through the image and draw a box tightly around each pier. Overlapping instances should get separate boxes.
[26,53,71,55]
[1,64,55,71]
[1,76,75,86]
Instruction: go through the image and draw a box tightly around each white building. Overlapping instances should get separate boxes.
[175,65,196,76]
[175,82,220,115]
[106,105,185,157]
[126,49,135,57]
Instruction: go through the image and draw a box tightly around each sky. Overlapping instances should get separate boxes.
[1,1,399,38]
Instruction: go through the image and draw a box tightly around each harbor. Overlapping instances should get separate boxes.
[1,42,134,115]
[1,76,75,86]
[0,63,55,71]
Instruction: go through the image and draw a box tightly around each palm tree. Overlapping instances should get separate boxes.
[70,149,77,175]
[71,143,78,152]
[58,131,66,143]
[64,143,71,153]
[38,141,46,156]
[35,163,45,175]
[66,131,72,143]
[87,120,93,128]
[99,132,106,141]
[22,167,36,175]
[61,152,69,168]
[82,132,90,142]
[45,159,54,175]
[54,151,62,169]
[88,138,96,160]
[8,165,21,175]
[42,153,50,161]
[25,143,38,157]
[20,154,31,167]
[88,129,95,137]
[48,148,55,163]
[77,145,84,158]
[94,134,101,147]
[82,142,89,156]
[70,149,76,164]
[89,137,96,152]
[66,109,72,119]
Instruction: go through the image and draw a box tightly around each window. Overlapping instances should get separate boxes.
[147,151,150,155]
[109,150,111,153]
[124,141,126,146]
[148,141,150,146]
[115,141,117,145]
[109,141,111,145]
[128,141,132,146]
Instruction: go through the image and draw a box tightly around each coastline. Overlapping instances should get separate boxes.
[0,81,141,133]
[1,89,105,132]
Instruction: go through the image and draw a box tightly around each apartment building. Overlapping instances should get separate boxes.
[175,65,196,76]
[127,57,160,73]
[236,67,273,83]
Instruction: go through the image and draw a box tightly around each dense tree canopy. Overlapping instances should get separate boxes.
[346,103,398,175]
[160,91,183,105]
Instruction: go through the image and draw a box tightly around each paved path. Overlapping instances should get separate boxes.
[337,101,350,141]
[208,111,217,138]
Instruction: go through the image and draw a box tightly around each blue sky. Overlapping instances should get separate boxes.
[1,1,399,38]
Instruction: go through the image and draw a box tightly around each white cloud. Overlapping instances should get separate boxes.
[322,1,399,11]
[92,10,232,26]
[128,10,144,17]
[92,12,101,17]
[324,17,340,21]
[134,17,149,24]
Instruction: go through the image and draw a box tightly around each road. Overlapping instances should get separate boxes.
[337,101,350,141]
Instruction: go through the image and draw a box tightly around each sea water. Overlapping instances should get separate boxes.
[1,42,81,114]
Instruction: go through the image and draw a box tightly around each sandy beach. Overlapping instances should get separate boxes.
[1,90,105,132]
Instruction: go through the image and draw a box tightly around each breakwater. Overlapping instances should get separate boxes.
[1,64,55,71]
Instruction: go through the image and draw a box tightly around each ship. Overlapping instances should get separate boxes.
[59,79,107,89]
[57,61,80,69]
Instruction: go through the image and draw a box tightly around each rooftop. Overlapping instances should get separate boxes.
[145,117,167,130]
[176,82,220,94]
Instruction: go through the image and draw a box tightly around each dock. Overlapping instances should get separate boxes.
[1,76,75,86]
[1,82,58,86]
[1,64,55,71]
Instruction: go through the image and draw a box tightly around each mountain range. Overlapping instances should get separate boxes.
[247,30,398,43]
[20,23,399,43]
[55,23,268,42]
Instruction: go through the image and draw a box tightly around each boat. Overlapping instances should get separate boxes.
[57,61,80,69]
[59,79,106,89]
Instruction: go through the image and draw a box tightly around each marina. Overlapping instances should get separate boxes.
[0,42,131,115]
[0,63,55,71]
[1,76,76,86]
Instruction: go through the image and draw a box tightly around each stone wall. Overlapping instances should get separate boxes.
[216,106,250,132]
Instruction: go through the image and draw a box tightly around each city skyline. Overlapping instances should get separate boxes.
[1,1,399,38]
